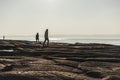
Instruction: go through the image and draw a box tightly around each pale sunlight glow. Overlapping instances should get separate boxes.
[0,0,120,36]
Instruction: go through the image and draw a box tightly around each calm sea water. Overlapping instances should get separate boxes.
[1,35,120,45]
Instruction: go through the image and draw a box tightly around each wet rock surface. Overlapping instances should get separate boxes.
[0,40,120,80]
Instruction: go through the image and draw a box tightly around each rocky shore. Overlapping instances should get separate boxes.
[0,40,120,80]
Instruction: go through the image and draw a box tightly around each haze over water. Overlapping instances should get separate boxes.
[0,0,120,36]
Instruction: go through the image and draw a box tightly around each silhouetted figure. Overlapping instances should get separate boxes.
[36,33,39,43]
[3,36,5,40]
[43,29,49,47]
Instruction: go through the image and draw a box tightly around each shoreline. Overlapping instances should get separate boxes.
[1,35,120,45]
[0,39,119,45]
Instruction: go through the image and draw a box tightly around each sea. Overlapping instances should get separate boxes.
[1,35,120,45]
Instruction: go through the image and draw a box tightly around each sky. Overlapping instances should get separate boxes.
[0,0,120,36]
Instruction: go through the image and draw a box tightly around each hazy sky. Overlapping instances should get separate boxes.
[0,0,120,36]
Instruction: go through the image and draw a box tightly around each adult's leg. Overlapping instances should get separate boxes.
[47,39,49,47]
[43,39,46,47]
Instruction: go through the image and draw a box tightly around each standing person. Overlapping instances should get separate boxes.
[43,29,49,47]
[36,33,39,43]
[3,36,5,40]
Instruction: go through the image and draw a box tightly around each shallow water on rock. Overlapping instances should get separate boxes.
[0,50,14,52]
